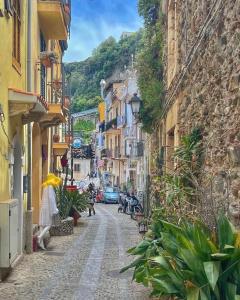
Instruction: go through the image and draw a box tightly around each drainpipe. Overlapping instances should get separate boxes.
[25,0,33,254]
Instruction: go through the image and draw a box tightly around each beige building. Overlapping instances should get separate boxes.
[98,71,147,196]
[156,0,240,224]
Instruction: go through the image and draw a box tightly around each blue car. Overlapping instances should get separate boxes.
[103,187,120,204]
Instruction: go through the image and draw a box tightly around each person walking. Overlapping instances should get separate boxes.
[87,183,96,217]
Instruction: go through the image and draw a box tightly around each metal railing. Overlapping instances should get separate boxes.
[114,147,120,158]
[117,115,126,128]
[123,126,137,139]
[105,118,117,131]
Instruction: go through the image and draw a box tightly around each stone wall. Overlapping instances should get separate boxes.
[163,0,240,226]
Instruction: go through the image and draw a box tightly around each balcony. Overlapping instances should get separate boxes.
[105,118,120,134]
[53,142,69,156]
[8,89,48,123]
[123,126,136,139]
[39,103,66,128]
[38,0,71,40]
[117,115,126,128]
[129,142,144,158]
[114,147,120,159]
[101,148,112,159]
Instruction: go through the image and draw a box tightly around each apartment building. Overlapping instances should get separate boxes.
[96,70,147,195]
[0,0,71,273]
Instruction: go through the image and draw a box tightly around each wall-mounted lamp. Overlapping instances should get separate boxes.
[129,93,141,119]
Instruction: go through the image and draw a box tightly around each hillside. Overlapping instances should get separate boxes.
[65,31,143,113]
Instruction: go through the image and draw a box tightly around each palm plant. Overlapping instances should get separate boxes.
[121,213,240,299]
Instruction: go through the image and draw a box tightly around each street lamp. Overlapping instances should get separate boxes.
[129,93,141,119]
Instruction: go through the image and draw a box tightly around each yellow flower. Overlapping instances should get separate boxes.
[42,173,62,188]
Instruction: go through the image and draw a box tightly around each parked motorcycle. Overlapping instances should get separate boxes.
[129,196,143,220]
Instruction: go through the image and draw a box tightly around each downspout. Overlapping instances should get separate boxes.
[26,0,33,254]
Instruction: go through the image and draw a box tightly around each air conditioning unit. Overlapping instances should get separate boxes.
[0,199,19,268]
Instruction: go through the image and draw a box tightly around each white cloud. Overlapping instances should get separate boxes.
[63,6,142,62]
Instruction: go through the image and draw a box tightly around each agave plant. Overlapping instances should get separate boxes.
[121,213,240,299]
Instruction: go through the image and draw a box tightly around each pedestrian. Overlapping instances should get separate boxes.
[88,195,96,217]
[87,184,96,216]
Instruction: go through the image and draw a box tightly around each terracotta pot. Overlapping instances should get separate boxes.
[64,97,70,108]
[65,135,72,144]
[41,57,51,68]
[73,211,81,226]
[53,80,62,90]
[65,185,77,192]
[53,134,60,143]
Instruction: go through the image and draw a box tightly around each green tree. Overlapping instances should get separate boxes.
[73,119,95,144]
[65,32,143,114]
[137,0,164,132]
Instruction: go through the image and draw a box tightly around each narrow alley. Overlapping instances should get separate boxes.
[0,205,149,300]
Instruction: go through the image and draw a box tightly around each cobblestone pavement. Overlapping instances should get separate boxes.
[0,204,150,300]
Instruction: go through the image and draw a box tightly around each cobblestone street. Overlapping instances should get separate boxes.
[0,204,149,300]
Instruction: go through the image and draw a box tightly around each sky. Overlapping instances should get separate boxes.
[63,0,142,63]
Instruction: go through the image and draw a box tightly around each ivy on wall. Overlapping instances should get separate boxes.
[137,0,164,132]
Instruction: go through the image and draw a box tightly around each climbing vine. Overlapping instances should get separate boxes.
[137,0,164,132]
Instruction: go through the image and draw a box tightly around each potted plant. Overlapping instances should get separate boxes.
[64,96,70,109]
[53,133,60,143]
[66,190,89,226]
[40,51,58,67]
[65,134,72,144]
[50,186,74,236]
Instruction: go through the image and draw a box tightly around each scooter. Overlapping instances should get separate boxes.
[130,196,143,220]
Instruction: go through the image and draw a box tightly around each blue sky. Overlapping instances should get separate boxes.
[63,0,142,62]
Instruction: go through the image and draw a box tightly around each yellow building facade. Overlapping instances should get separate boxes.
[0,0,71,268]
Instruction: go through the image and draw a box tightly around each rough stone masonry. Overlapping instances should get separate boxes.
[163,0,240,227]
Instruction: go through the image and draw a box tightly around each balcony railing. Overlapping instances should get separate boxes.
[130,141,144,158]
[123,126,136,139]
[117,115,126,128]
[114,147,120,159]
[101,148,112,159]
[105,118,117,131]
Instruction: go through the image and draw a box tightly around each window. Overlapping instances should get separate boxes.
[74,164,80,172]
[12,0,21,66]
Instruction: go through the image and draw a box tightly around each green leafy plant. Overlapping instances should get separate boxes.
[55,185,72,219]
[121,213,240,299]
[55,187,88,219]
[69,190,89,213]
[137,0,164,132]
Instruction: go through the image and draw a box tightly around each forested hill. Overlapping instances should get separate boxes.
[65,31,143,113]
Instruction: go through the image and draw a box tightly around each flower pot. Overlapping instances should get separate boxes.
[64,97,70,108]
[66,185,77,192]
[42,58,51,67]
[53,134,60,143]
[65,134,72,144]
[73,211,81,226]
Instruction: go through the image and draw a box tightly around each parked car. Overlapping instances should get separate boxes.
[103,187,120,204]
[96,189,104,202]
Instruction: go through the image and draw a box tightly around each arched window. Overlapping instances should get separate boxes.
[12,0,21,66]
